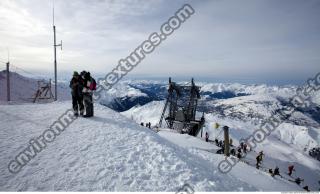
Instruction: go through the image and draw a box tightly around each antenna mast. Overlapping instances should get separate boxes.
[6,48,10,101]
[53,0,62,101]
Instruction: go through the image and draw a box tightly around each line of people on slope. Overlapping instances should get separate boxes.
[206,133,313,192]
[255,150,311,192]
[234,143,312,192]
[69,71,96,117]
[267,164,310,191]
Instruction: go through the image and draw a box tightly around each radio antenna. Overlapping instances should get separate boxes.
[52,0,62,101]
[52,0,55,26]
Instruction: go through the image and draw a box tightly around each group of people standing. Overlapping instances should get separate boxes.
[141,122,152,129]
[230,141,248,159]
[70,71,96,117]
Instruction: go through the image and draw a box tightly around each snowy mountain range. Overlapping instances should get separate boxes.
[1,72,319,191]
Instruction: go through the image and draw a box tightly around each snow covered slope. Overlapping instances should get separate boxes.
[0,101,259,191]
[121,100,165,126]
[122,99,320,151]
[0,71,70,102]
[122,100,320,191]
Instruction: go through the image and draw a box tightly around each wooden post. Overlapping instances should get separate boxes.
[223,126,230,156]
[6,62,10,101]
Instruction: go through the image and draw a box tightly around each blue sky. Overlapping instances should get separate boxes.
[0,0,319,84]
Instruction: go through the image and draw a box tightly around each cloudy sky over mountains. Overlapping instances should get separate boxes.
[0,0,319,84]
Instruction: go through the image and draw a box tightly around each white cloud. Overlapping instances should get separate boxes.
[0,0,319,83]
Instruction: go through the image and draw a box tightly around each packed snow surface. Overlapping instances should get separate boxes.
[0,101,257,191]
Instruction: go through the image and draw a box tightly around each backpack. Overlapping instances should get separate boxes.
[90,78,97,90]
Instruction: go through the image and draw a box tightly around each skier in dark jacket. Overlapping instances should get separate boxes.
[303,186,310,192]
[237,151,242,159]
[268,169,273,176]
[215,139,219,146]
[273,166,280,177]
[256,151,264,169]
[69,71,84,116]
[205,132,209,142]
[295,177,304,185]
[230,148,236,156]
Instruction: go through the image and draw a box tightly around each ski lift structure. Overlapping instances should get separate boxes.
[159,77,205,136]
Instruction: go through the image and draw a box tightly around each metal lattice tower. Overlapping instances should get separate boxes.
[159,78,205,136]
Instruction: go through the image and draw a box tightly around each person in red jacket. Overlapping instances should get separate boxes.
[288,165,295,176]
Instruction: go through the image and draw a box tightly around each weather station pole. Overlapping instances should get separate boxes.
[53,2,62,101]
[6,61,10,101]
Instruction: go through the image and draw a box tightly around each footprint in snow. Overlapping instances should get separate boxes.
[80,144,91,152]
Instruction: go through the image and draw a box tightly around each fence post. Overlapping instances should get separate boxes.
[223,126,230,156]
